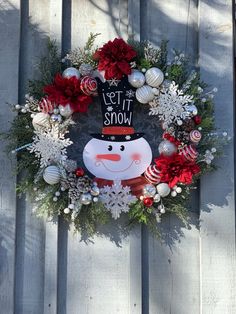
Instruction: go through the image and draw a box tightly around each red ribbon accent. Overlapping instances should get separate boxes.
[102,126,135,135]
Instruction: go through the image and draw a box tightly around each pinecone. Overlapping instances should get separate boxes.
[76,175,92,193]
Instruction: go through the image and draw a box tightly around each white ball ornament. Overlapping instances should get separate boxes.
[128,70,145,88]
[171,191,177,197]
[156,183,170,197]
[43,166,61,185]
[59,104,73,117]
[62,67,80,79]
[32,112,50,129]
[176,187,182,194]
[64,208,70,214]
[145,67,164,87]
[158,140,177,156]
[136,85,155,104]
[153,194,161,203]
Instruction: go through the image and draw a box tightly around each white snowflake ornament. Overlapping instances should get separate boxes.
[149,81,193,128]
[29,126,73,168]
[100,180,137,219]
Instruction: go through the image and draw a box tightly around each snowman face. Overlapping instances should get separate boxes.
[83,137,152,180]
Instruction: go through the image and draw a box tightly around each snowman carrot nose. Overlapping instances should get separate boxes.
[96,154,121,161]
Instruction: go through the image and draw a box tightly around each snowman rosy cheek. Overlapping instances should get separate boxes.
[131,153,141,164]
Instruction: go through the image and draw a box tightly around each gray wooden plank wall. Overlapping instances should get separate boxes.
[0,0,235,313]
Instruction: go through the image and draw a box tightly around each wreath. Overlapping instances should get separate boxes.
[5,33,228,237]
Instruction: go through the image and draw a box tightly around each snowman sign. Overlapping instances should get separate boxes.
[83,77,153,194]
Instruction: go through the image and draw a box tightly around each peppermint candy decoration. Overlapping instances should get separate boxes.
[144,165,161,184]
[40,98,55,113]
[179,145,198,161]
[189,130,202,143]
[80,76,97,96]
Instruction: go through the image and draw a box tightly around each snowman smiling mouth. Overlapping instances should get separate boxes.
[95,153,140,173]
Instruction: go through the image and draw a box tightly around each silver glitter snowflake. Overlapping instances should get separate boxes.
[126,89,135,98]
[149,81,193,128]
[29,126,73,168]
[100,180,137,219]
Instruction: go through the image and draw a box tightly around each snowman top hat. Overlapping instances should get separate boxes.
[91,76,144,142]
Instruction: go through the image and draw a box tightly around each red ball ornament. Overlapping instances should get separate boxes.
[143,197,154,207]
[193,115,202,125]
[75,167,85,177]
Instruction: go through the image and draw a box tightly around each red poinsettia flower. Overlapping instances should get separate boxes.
[94,38,137,80]
[44,74,92,113]
[154,153,201,188]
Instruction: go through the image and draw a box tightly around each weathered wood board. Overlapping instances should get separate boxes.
[0,0,235,313]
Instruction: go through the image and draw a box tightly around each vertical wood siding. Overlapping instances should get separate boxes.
[0,0,235,313]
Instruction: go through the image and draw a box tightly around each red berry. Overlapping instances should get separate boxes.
[193,115,202,125]
[75,167,85,177]
[143,197,154,207]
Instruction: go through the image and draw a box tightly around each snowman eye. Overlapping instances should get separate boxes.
[120,145,125,151]
[108,145,113,151]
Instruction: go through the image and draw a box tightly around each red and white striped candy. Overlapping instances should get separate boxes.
[144,165,161,185]
[189,130,202,143]
[80,76,97,96]
[179,145,198,161]
[40,98,55,113]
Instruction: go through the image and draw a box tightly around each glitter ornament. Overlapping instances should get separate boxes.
[40,98,55,113]
[156,183,170,197]
[79,63,93,76]
[143,197,154,207]
[80,193,92,205]
[80,76,97,96]
[158,140,177,156]
[128,69,145,88]
[190,130,202,143]
[32,112,50,129]
[145,67,164,87]
[43,165,61,185]
[59,104,73,117]
[136,85,155,104]
[144,165,161,184]
[62,67,80,79]
[186,104,198,117]
[143,184,156,197]
[75,167,85,177]
[179,145,198,161]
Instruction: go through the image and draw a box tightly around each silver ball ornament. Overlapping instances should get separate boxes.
[51,114,62,123]
[59,104,73,117]
[143,184,156,197]
[62,67,80,79]
[153,194,161,203]
[80,193,92,205]
[128,70,145,88]
[158,140,177,156]
[90,186,100,196]
[186,104,198,117]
